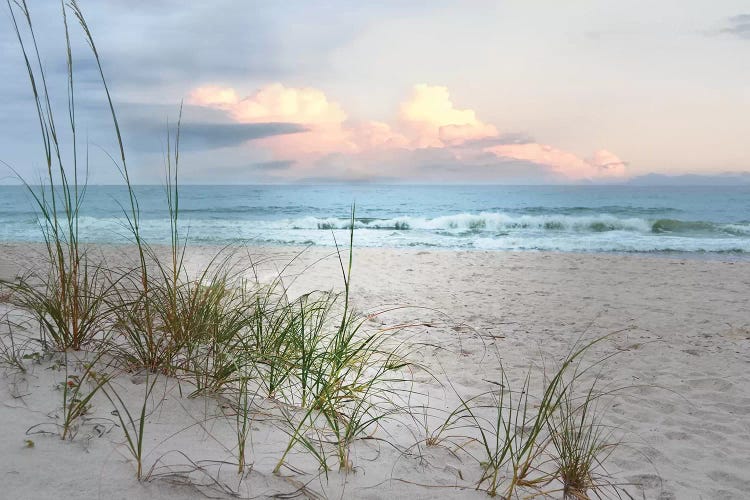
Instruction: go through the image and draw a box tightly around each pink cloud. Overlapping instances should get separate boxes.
[350,121,410,150]
[486,143,627,179]
[187,82,627,181]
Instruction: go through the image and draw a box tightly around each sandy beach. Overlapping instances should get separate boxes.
[1,243,749,499]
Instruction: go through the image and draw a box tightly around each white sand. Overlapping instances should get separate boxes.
[1,243,749,499]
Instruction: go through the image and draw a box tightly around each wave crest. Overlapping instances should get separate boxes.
[274,213,750,237]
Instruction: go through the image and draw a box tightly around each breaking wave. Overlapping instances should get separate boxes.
[271,213,749,237]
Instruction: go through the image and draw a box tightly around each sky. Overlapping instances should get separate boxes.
[0,0,748,184]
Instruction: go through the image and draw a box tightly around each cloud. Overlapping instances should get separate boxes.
[233,84,348,125]
[187,82,627,182]
[720,14,750,39]
[126,119,305,152]
[249,160,295,171]
[486,143,627,179]
[398,84,498,147]
[349,121,410,151]
[188,83,354,156]
[187,86,241,108]
[189,84,348,125]
[306,146,557,184]
[456,133,537,149]
[178,122,306,150]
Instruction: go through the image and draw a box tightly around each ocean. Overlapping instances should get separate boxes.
[1,184,749,256]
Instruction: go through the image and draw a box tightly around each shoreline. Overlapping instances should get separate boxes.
[1,239,748,263]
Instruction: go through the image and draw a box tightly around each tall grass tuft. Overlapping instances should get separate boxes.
[0,313,31,373]
[436,338,611,498]
[233,364,257,474]
[102,372,160,480]
[548,375,619,499]
[172,263,256,396]
[273,218,412,474]
[59,350,110,440]
[3,0,110,352]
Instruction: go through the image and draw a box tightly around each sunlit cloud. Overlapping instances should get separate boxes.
[350,121,410,151]
[187,82,627,181]
[228,83,347,125]
[486,144,627,179]
[398,84,498,147]
[187,85,240,108]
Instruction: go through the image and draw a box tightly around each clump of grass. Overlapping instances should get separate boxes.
[432,338,615,498]
[101,371,160,480]
[548,375,620,499]
[0,313,31,373]
[58,351,111,440]
[450,369,548,497]
[273,221,412,474]
[169,264,255,396]
[107,118,183,374]
[3,0,111,352]
[233,365,257,474]
[7,262,111,352]
[104,107,250,385]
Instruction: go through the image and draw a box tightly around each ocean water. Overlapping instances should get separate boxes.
[1,184,749,256]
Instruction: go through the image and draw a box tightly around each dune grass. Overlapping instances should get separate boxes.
[58,350,111,440]
[547,371,621,499]
[101,370,160,480]
[421,338,622,498]
[0,313,30,373]
[2,0,111,352]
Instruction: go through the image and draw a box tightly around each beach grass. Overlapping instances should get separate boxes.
[2,0,111,352]
[0,313,30,373]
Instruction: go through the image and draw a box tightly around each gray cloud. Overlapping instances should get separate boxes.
[3,1,443,101]
[720,14,750,39]
[123,120,305,152]
[249,160,295,171]
[456,133,536,149]
[302,146,560,184]
[66,1,403,92]
[173,122,304,151]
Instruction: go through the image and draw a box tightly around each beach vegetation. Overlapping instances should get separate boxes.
[0,314,31,373]
[58,351,111,440]
[547,372,621,499]
[1,0,112,352]
[101,370,160,480]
